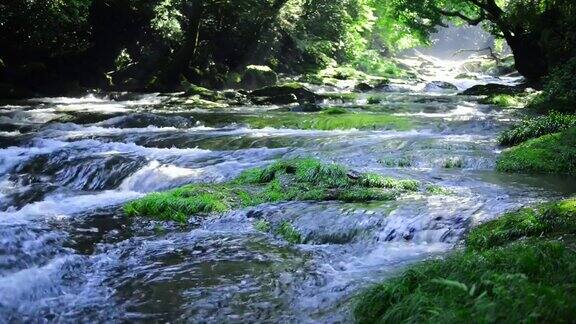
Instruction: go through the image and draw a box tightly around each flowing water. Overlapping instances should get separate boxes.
[1,57,575,323]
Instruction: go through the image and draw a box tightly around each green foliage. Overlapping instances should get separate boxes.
[354,240,576,324]
[379,156,412,168]
[243,112,413,131]
[354,197,576,323]
[0,0,92,56]
[467,198,576,251]
[529,57,576,113]
[479,94,523,108]
[114,48,133,70]
[426,185,453,195]
[276,221,302,244]
[443,157,463,169]
[150,0,184,43]
[254,219,271,232]
[496,128,576,175]
[352,50,404,78]
[367,96,382,105]
[498,112,576,146]
[125,158,420,222]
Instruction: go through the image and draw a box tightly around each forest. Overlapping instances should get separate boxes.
[0,0,575,322]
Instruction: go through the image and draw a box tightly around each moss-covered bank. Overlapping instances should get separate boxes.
[124,158,420,222]
[497,127,576,175]
[354,197,576,323]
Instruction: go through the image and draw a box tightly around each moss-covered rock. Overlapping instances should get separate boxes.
[183,84,219,101]
[124,158,420,222]
[250,82,317,103]
[479,94,524,108]
[240,65,278,90]
[496,127,576,175]
[241,110,413,131]
[460,83,524,96]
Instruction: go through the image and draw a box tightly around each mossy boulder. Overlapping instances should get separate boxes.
[355,82,374,92]
[184,84,218,100]
[424,81,458,91]
[251,94,298,105]
[124,158,420,222]
[250,82,318,103]
[240,65,278,90]
[460,83,523,96]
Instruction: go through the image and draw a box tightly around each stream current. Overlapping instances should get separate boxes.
[0,56,575,322]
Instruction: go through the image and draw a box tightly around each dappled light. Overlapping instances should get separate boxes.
[0,0,575,322]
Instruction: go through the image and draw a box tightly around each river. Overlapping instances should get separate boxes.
[1,55,574,322]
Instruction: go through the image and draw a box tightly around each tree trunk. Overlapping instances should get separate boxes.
[506,32,548,81]
[155,0,204,89]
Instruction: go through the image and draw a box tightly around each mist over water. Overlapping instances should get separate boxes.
[0,40,574,322]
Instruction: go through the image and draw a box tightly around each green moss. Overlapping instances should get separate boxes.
[276,221,302,244]
[322,107,348,115]
[254,219,271,232]
[125,158,419,222]
[359,173,420,191]
[354,197,576,323]
[426,185,453,195]
[498,112,576,146]
[467,198,576,251]
[479,94,524,107]
[496,128,576,175]
[318,92,359,102]
[367,96,382,104]
[243,112,412,131]
[443,157,463,169]
[379,156,412,168]
[354,240,576,324]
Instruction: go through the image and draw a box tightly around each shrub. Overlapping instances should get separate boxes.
[498,111,576,146]
[529,57,576,113]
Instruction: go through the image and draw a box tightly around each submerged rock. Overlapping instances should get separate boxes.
[424,81,458,91]
[355,82,374,92]
[289,103,322,112]
[252,94,298,105]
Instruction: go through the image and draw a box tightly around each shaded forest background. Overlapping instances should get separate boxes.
[0,0,575,100]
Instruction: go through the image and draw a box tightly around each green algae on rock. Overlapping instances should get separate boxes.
[242,111,413,131]
[124,158,420,222]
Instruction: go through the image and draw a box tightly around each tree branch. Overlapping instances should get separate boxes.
[437,8,485,25]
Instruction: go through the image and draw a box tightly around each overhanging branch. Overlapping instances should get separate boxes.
[437,9,485,25]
